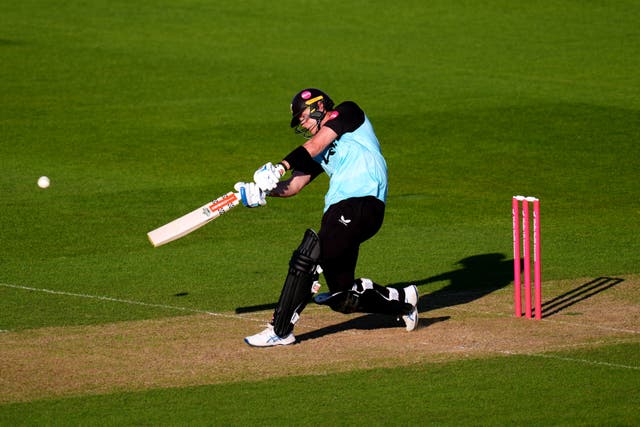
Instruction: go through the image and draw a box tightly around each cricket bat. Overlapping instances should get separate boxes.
[147,191,240,247]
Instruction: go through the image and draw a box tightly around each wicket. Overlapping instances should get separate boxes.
[512,196,542,319]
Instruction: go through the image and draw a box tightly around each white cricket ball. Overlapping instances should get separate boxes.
[37,176,50,189]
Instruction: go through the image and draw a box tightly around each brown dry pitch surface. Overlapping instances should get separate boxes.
[1,275,638,403]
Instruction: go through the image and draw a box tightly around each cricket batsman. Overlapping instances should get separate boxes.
[235,88,419,347]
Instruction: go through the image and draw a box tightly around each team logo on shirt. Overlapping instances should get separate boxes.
[338,215,352,227]
[322,142,337,164]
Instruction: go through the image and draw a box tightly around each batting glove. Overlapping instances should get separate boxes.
[253,162,285,192]
[234,182,267,208]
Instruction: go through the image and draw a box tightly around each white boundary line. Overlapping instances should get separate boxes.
[0,282,264,324]
[541,317,640,335]
[500,350,640,371]
[442,303,640,335]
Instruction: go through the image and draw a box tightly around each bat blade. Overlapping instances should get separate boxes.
[147,192,240,247]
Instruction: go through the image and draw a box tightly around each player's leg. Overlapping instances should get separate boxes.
[315,278,419,331]
[315,197,419,329]
[244,229,321,347]
[271,228,321,337]
[315,278,415,313]
[317,196,384,292]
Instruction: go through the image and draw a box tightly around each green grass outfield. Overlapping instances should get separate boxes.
[2,344,639,426]
[1,0,639,425]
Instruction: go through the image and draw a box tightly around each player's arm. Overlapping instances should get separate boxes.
[281,126,337,170]
[282,101,361,171]
[254,134,327,194]
[303,125,338,157]
[269,171,312,197]
[253,112,338,194]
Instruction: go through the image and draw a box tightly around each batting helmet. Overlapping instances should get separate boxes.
[290,88,334,128]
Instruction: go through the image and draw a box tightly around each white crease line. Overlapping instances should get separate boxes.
[441,304,640,335]
[0,282,264,324]
[536,337,640,350]
[500,350,640,371]
[540,318,640,335]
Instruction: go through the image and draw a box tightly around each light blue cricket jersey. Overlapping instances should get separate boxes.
[313,114,388,212]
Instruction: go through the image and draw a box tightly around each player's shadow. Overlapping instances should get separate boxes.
[295,314,450,343]
[392,252,515,312]
[236,253,513,315]
[296,253,513,342]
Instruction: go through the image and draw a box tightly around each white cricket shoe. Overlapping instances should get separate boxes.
[244,324,296,347]
[402,285,419,331]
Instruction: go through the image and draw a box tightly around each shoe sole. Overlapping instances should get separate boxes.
[244,336,296,348]
[403,285,419,331]
[403,308,419,331]
[406,285,419,306]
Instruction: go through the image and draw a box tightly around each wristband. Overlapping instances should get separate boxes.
[283,145,317,172]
